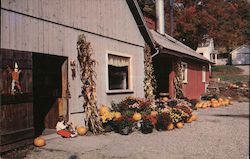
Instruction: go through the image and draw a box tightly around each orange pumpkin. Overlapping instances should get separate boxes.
[176,122,184,128]
[191,114,198,121]
[133,112,142,121]
[186,117,193,123]
[114,112,122,119]
[150,111,158,117]
[99,105,109,116]
[167,123,174,130]
[77,126,88,136]
[34,137,46,147]
[162,97,169,102]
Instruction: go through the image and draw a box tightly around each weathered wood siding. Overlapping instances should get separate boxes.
[1,0,145,126]
[0,49,34,152]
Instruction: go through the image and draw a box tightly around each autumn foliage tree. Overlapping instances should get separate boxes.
[138,0,250,52]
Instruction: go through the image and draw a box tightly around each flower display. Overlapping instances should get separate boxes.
[100,96,197,135]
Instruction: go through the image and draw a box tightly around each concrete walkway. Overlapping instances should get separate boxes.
[24,102,249,159]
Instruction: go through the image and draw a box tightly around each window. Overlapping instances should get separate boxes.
[202,66,206,82]
[181,62,188,83]
[107,53,132,93]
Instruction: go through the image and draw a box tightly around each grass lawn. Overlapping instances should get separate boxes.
[211,65,249,83]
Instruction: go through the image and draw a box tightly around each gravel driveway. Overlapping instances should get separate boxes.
[21,102,249,159]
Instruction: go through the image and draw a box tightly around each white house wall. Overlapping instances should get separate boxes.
[1,0,146,126]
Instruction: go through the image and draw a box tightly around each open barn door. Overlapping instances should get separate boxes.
[33,53,68,136]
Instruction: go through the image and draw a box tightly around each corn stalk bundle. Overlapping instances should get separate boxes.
[77,34,103,134]
[174,59,184,98]
[144,44,156,100]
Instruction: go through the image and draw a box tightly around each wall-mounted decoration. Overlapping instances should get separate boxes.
[70,60,76,80]
[7,62,22,95]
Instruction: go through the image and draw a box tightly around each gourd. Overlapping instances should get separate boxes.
[133,112,142,121]
[77,126,88,136]
[114,112,122,119]
[34,137,46,147]
[167,123,174,130]
[176,122,184,128]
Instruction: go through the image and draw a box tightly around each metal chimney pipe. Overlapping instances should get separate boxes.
[156,0,165,34]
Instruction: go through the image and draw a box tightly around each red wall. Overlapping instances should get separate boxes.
[169,60,209,100]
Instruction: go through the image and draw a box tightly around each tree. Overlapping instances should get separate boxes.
[137,0,250,52]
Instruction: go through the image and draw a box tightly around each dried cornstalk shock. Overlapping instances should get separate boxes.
[144,44,156,99]
[77,34,103,134]
[174,58,184,98]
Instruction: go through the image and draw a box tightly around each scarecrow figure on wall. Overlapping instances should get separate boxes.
[8,62,22,95]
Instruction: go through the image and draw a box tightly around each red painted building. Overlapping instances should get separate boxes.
[150,30,211,100]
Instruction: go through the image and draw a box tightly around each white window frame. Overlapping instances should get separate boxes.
[202,66,206,83]
[181,62,188,83]
[106,50,133,94]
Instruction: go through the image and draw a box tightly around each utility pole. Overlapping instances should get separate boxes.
[170,0,174,36]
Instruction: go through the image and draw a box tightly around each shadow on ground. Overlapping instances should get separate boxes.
[213,114,249,118]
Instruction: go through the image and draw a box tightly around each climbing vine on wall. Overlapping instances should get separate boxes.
[77,34,103,134]
[144,44,156,99]
[174,58,184,99]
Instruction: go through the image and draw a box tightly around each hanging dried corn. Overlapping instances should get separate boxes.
[144,44,156,99]
[77,34,103,134]
[174,58,184,98]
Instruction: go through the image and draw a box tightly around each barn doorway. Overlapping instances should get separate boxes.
[153,56,172,98]
[33,53,68,136]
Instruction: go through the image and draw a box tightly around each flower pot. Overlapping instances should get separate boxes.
[141,127,153,134]
[119,126,132,135]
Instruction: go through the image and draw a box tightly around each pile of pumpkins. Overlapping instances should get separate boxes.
[195,98,233,109]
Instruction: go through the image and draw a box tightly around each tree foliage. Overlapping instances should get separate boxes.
[138,0,250,52]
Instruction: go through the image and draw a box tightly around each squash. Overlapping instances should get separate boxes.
[176,122,184,128]
[229,100,233,105]
[191,114,198,121]
[133,112,142,121]
[99,105,109,116]
[186,117,193,123]
[114,112,122,119]
[150,111,158,117]
[162,97,169,102]
[77,126,88,136]
[34,137,46,147]
[167,123,174,130]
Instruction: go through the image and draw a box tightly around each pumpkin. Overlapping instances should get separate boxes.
[99,105,109,116]
[133,112,142,121]
[176,122,184,128]
[218,98,223,102]
[77,126,88,136]
[114,112,122,119]
[186,117,193,123]
[191,114,198,121]
[211,98,217,102]
[196,102,203,108]
[34,137,46,147]
[167,123,174,130]
[162,97,169,102]
[150,111,158,117]
[211,102,217,108]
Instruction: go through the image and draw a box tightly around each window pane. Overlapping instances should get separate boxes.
[108,65,129,90]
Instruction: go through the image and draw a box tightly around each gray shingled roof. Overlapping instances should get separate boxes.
[150,30,211,62]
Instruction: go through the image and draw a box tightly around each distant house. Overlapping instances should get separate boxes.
[1,0,153,152]
[196,38,218,64]
[230,44,250,65]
